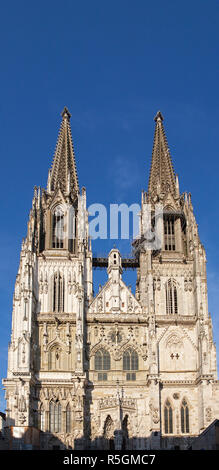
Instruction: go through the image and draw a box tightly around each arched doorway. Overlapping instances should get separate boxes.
[103,415,115,450]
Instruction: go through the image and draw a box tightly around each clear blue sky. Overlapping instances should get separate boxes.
[1,0,219,410]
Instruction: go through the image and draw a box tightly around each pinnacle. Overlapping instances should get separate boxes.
[61,106,71,120]
[154,110,164,122]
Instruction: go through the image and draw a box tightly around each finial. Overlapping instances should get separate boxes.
[61,106,71,120]
[154,110,164,122]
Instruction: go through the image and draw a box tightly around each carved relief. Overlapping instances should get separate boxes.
[166,334,183,350]
[173,393,180,400]
[99,396,136,411]
[97,295,103,312]
[149,399,160,424]
[91,414,101,439]
[184,278,192,292]
[89,324,148,362]
[39,386,76,404]
[43,323,48,352]
[107,324,122,343]
[205,407,212,423]
[103,415,114,439]
[153,277,161,291]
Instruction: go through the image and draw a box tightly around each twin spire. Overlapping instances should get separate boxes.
[48,106,79,195]
[148,111,176,198]
[48,107,177,200]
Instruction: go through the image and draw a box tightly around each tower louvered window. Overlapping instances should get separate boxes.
[181,399,189,433]
[164,400,173,434]
[52,206,64,248]
[164,215,175,251]
[166,280,178,315]
[53,272,65,312]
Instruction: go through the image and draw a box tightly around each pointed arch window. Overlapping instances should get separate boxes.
[49,401,62,433]
[66,403,71,433]
[53,272,65,312]
[164,214,175,251]
[52,206,64,249]
[123,348,138,381]
[95,348,110,381]
[181,399,189,433]
[164,400,173,434]
[95,349,110,370]
[166,280,178,315]
[123,349,139,371]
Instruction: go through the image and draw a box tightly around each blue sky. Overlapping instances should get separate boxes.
[0,0,219,410]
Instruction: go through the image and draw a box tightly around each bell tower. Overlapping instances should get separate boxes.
[3,108,93,448]
[135,111,218,446]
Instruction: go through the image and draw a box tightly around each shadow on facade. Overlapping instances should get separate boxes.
[73,432,195,451]
[5,423,218,450]
[26,376,196,450]
[15,325,205,451]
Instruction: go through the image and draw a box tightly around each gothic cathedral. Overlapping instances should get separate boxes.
[3,108,219,450]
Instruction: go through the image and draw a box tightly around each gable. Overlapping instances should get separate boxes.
[163,192,179,211]
[88,279,141,315]
[158,326,197,372]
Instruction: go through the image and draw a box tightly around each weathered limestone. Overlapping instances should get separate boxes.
[2,109,219,450]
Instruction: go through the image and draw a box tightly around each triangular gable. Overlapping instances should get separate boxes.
[88,278,141,314]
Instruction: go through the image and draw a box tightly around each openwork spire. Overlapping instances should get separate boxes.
[148,111,176,198]
[49,107,79,195]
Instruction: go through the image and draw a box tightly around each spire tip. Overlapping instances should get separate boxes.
[154,110,164,122]
[61,106,71,120]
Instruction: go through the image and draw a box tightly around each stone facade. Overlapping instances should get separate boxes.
[3,108,219,450]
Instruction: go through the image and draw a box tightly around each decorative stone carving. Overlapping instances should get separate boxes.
[3,108,219,453]
[206,407,212,423]
[166,334,183,350]
[99,396,136,411]
[152,408,159,424]
[173,393,180,400]
[154,277,161,291]
[149,400,160,424]
[108,327,123,344]
[97,295,103,312]
[128,296,133,312]
[184,278,192,292]
[43,323,48,352]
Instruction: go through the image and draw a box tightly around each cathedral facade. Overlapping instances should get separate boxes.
[3,108,219,450]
